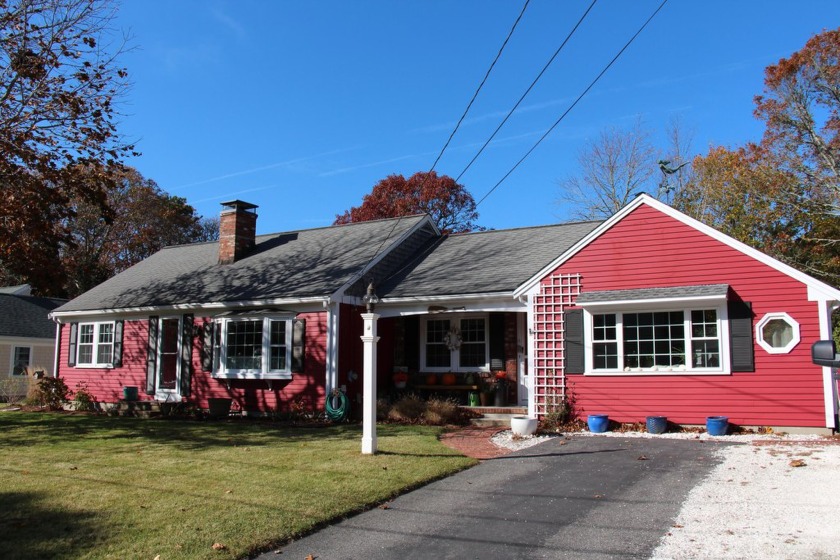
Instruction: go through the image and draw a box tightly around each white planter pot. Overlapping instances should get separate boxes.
[510,416,538,436]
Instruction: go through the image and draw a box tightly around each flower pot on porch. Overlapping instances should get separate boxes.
[646,416,668,434]
[208,398,232,419]
[468,391,480,407]
[479,391,490,406]
[706,416,729,436]
[587,414,609,433]
[494,380,507,407]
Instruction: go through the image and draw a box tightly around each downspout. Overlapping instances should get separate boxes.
[324,299,340,395]
[53,321,61,378]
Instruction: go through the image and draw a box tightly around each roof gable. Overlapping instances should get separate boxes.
[514,195,840,302]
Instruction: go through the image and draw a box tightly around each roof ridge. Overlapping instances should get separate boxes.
[446,219,603,238]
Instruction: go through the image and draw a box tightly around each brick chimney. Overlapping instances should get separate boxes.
[218,200,258,265]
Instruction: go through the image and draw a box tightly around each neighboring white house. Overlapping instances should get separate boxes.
[0,285,66,400]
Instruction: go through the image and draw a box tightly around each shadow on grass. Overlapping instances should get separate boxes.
[0,491,105,560]
[0,411,440,451]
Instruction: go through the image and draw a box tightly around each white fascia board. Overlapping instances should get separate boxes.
[49,296,330,323]
[514,194,840,303]
[331,215,439,301]
[369,293,526,318]
[0,335,55,346]
[578,293,728,310]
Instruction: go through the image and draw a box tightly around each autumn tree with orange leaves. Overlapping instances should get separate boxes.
[675,27,840,284]
[334,171,482,234]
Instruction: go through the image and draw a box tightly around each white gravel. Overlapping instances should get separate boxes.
[492,430,840,559]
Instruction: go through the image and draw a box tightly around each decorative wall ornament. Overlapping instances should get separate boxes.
[443,327,462,351]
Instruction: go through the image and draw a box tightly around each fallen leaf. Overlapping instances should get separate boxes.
[789,459,807,468]
[378,503,390,510]
[69,466,78,470]
[225,490,233,494]
[305,555,315,560]
[637,455,648,461]
[594,494,603,499]
[154,556,161,560]
[212,542,227,551]
[673,524,684,529]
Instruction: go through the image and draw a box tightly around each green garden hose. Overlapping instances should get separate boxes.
[325,390,349,422]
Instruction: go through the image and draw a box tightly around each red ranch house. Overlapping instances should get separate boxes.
[50,196,840,433]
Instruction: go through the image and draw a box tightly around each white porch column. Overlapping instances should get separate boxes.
[361,312,380,454]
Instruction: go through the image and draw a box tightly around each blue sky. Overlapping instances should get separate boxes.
[113,0,840,234]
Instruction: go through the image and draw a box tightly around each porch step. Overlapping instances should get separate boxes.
[462,406,528,428]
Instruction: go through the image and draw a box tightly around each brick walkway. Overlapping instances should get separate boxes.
[439,425,511,460]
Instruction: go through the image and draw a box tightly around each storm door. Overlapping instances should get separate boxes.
[157,317,181,398]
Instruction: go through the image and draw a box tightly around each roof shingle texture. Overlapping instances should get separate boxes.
[55,216,427,313]
[0,294,67,338]
[379,220,602,298]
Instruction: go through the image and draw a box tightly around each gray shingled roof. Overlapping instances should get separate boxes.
[379,220,602,298]
[55,215,428,313]
[576,284,730,304]
[0,294,67,338]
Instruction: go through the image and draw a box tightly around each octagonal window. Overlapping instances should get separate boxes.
[756,312,800,354]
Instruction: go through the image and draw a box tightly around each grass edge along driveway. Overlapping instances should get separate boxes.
[0,412,476,560]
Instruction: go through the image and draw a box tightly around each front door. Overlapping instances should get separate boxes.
[156,317,181,400]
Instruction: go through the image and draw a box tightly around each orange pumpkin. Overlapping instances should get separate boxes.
[442,373,457,386]
[425,374,438,385]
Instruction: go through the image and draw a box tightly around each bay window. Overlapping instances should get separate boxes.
[213,315,292,378]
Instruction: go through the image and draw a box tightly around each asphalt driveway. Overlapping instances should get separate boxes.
[263,436,728,560]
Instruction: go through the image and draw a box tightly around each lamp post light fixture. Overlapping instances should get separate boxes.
[360,282,380,454]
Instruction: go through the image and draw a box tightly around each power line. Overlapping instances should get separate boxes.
[476,0,669,209]
[351,1,534,290]
[454,0,599,184]
[428,0,531,173]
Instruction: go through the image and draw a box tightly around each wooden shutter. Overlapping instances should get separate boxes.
[291,318,306,373]
[729,300,754,372]
[564,309,585,374]
[112,320,124,367]
[201,321,215,372]
[489,313,506,370]
[404,316,419,372]
[67,323,78,367]
[146,316,158,395]
[180,314,193,397]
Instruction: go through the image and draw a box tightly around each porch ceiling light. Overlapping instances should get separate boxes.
[363,282,379,313]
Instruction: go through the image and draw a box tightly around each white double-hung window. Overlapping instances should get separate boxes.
[76,321,115,367]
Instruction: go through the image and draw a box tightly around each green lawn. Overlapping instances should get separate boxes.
[0,412,476,559]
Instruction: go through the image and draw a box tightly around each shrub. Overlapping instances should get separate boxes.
[387,394,426,423]
[424,397,461,425]
[73,382,97,412]
[30,376,71,410]
[540,385,577,433]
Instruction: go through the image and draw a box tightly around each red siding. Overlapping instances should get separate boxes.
[543,204,827,428]
[56,311,329,414]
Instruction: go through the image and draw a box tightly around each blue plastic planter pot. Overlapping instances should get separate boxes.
[646,416,668,434]
[122,386,138,402]
[706,416,729,436]
[587,414,609,433]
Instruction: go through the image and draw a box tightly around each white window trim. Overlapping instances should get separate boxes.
[420,314,490,372]
[582,304,731,376]
[213,315,294,380]
[755,312,800,354]
[10,345,32,376]
[75,321,116,368]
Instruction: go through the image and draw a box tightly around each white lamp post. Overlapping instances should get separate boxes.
[361,282,380,455]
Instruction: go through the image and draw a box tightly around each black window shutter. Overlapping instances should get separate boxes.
[146,316,158,395]
[729,300,754,372]
[180,314,193,397]
[112,320,124,367]
[489,313,506,370]
[67,323,78,367]
[564,309,585,374]
[404,316,419,372]
[201,321,215,372]
[291,318,306,373]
